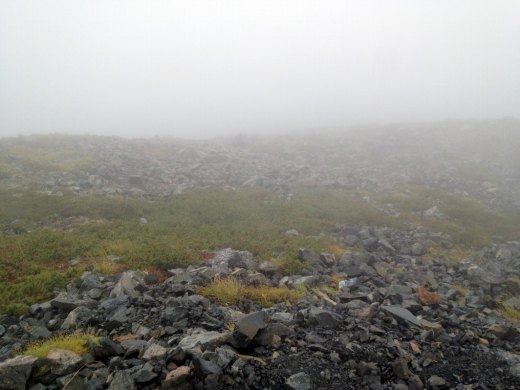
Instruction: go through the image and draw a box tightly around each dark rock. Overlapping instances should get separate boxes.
[47,348,83,375]
[382,306,422,327]
[61,306,96,330]
[307,307,340,329]
[50,297,85,313]
[108,370,137,390]
[193,356,222,376]
[235,311,267,340]
[0,355,38,390]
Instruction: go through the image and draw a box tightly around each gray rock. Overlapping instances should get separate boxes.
[271,312,293,325]
[423,206,444,219]
[21,324,51,340]
[307,307,340,329]
[382,306,422,327]
[108,370,136,390]
[61,306,95,330]
[0,355,38,390]
[55,373,86,389]
[210,248,256,272]
[427,375,446,386]
[47,348,83,375]
[0,324,5,337]
[215,347,237,368]
[142,343,168,361]
[193,356,222,376]
[257,261,279,275]
[392,357,411,379]
[50,297,85,313]
[133,362,158,383]
[387,284,413,297]
[178,330,230,352]
[411,243,426,256]
[236,311,267,340]
[255,323,292,345]
[110,271,146,299]
[319,252,336,267]
[286,372,312,390]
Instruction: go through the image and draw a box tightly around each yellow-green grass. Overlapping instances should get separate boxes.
[2,184,520,315]
[23,332,100,358]
[499,304,520,324]
[198,277,303,308]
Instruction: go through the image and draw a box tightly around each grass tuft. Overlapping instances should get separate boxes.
[198,277,303,308]
[23,331,100,358]
[499,304,520,324]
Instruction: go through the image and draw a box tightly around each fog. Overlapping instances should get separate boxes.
[1,0,520,138]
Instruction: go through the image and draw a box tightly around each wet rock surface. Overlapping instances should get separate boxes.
[0,230,520,389]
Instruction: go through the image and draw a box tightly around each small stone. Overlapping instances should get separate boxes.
[142,343,168,361]
[164,365,191,386]
[392,357,411,379]
[427,375,446,387]
[108,370,136,390]
[479,338,490,347]
[410,342,421,354]
[286,372,311,390]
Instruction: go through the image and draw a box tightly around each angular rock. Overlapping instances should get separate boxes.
[0,355,38,390]
[110,271,145,299]
[236,311,267,340]
[61,306,96,330]
[427,375,446,387]
[286,372,312,390]
[47,348,83,375]
[164,365,192,386]
[108,370,137,390]
[178,330,230,352]
[142,343,168,361]
[382,306,422,327]
[307,307,340,329]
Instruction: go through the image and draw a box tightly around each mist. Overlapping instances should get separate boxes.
[1,0,520,138]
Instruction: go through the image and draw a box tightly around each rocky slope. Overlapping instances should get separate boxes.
[1,225,520,389]
[1,119,520,211]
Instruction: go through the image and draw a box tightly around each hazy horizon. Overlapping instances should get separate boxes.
[1,1,520,139]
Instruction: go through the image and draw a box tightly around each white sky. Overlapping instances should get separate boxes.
[1,0,520,138]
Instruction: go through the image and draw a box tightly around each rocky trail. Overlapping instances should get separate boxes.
[2,225,520,389]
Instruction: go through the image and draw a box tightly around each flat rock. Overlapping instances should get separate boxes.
[382,306,422,327]
[178,330,230,352]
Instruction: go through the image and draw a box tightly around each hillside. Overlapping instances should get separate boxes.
[1,120,520,388]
